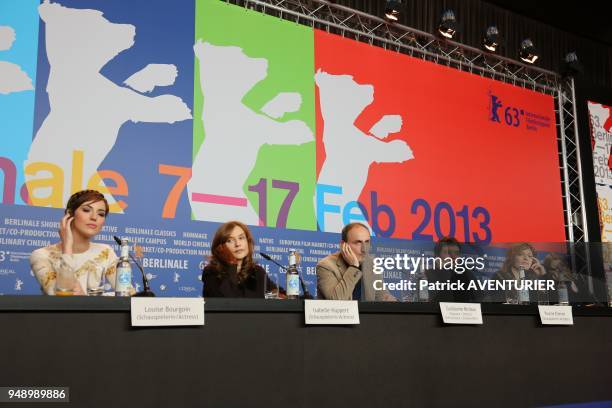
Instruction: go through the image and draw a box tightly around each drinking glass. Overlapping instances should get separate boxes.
[265,270,280,299]
[55,272,76,296]
[504,288,518,304]
[87,266,108,296]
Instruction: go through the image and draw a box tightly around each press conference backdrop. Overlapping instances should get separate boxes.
[0,0,565,296]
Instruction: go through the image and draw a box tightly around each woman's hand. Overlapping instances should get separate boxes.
[570,281,579,293]
[59,213,74,255]
[529,257,546,277]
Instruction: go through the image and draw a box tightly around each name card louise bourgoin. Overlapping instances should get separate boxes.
[131,298,204,326]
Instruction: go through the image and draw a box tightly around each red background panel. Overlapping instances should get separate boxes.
[314,30,566,242]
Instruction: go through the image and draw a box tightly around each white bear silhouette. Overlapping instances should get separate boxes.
[0,26,16,51]
[315,70,414,233]
[0,25,34,95]
[124,63,178,93]
[25,1,192,207]
[188,41,313,225]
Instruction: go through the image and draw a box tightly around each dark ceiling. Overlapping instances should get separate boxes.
[484,0,612,46]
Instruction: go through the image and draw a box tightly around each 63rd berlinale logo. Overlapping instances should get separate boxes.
[488,91,551,132]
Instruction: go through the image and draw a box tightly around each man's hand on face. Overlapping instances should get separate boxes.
[341,242,360,268]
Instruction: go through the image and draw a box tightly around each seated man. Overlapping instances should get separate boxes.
[425,237,479,303]
[316,222,395,301]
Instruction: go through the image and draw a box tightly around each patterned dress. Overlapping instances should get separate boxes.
[30,243,118,295]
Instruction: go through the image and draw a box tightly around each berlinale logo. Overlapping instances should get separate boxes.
[489,93,503,123]
[488,91,523,128]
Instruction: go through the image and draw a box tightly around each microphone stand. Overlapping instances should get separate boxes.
[113,236,155,297]
[260,252,313,299]
[130,253,155,297]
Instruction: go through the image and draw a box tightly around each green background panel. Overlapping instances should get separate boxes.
[194,0,316,230]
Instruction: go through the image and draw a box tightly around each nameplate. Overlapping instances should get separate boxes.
[131,298,204,326]
[538,305,573,325]
[304,300,360,325]
[439,302,483,325]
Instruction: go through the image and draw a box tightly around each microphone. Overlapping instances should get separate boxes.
[113,235,155,297]
[259,252,313,299]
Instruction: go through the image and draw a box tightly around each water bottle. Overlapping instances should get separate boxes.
[401,271,416,302]
[557,281,569,305]
[418,267,429,302]
[518,269,530,304]
[286,249,300,299]
[115,239,133,297]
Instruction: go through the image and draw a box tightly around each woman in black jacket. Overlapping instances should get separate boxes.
[202,220,274,298]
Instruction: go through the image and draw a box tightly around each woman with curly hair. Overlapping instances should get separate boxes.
[492,242,546,303]
[202,221,277,298]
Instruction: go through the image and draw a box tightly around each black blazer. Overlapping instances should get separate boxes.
[202,263,272,298]
[425,268,479,303]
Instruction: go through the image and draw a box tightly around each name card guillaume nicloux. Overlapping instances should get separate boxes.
[131,298,204,326]
[439,302,483,325]
[305,299,360,325]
